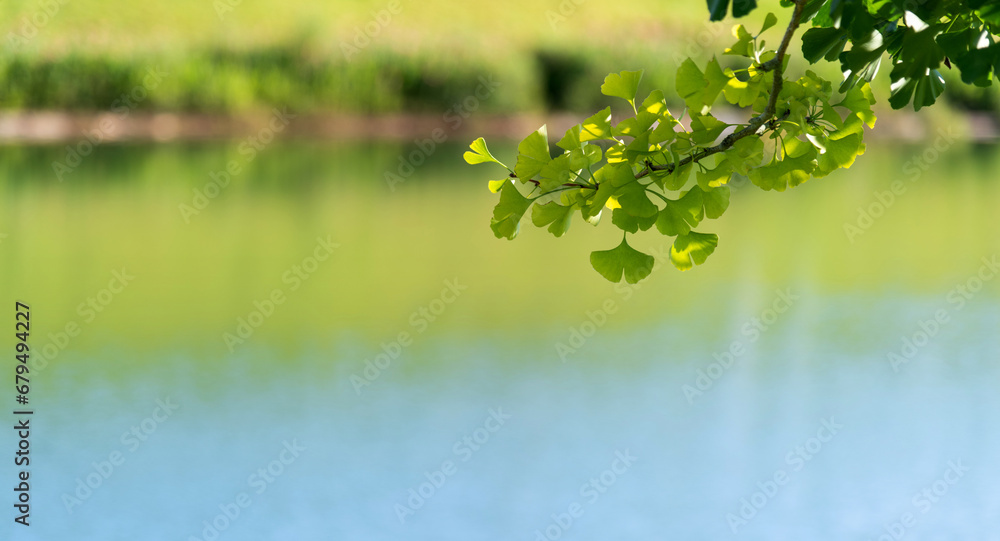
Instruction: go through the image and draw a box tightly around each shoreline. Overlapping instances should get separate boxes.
[0,110,996,144]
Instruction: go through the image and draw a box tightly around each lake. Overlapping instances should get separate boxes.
[1,137,999,540]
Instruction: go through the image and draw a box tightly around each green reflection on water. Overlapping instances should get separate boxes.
[1,140,998,358]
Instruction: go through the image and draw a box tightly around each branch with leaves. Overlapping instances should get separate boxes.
[465,0,999,283]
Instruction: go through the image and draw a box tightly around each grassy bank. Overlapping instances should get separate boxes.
[0,42,694,113]
[0,0,995,115]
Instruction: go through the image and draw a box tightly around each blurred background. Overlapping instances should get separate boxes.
[1,0,999,539]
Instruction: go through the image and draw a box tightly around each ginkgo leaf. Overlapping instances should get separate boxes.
[567,144,602,171]
[538,154,574,191]
[557,125,584,151]
[724,137,764,175]
[464,137,507,168]
[748,137,817,191]
[490,182,532,240]
[836,82,877,128]
[514,126,551,181]
[707,0,757,21]
[759,12,778,34]
[724,73,765,108]
[651,160,693,191]
[670,232,719,271]
[801,27,849,63]
[814,115,866,177]
[617,182,658,217]
[701,185,731,219]
[655,188,704,236]
[677,58,729,114]
[611,207,657,233]
[615,90,677,138]
[689,114,728,145]
[580,107,614,142]
[590,237,656,283]
[487,178,509,193]
[726,24,755,57]
[601,70,644,108]
[696,157,734,189]
[532,201,575,237]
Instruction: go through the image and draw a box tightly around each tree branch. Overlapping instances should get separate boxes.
[635,0,807,180]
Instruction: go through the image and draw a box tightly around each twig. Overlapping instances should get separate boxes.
[635,0,806,180]
[525,1,807,191]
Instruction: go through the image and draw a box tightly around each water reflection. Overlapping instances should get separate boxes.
[1,140,998,539]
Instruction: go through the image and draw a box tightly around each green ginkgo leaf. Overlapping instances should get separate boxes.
[557,125,584,151]
[702,185,731,219]
[725,24,755,57]
[696,157,734,189]
[724,137,764,175]
[487,178,509,193]
[590,236,656,283]
[814,115,866,177]
[601,70,644,108]
[759,12,778,34]
[611,207,657,233]
[655,188,703,236]
[532,201,576,237]
[670,231,719,271]
[836,82,877,128]
[677,58,729,114]
[464,137,507,168]
[580,107,614,142]
[749,137,817,191]
[490,182,532,240]
[514,126,551,181]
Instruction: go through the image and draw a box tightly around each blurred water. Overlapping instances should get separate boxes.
[17,293,1000,540]
[2,141,999,539]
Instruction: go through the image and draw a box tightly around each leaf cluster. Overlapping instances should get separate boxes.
[792,0,1000,110]
[466,10,878,283]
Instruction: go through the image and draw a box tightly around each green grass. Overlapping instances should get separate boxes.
[0,0,994,115]
[1,0,722,52]
[0,1,786,113]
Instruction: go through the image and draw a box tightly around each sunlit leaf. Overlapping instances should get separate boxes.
[514,126,551,181]
[464,137,507,168]
[601,70,644,108]
[670,232,719,271]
